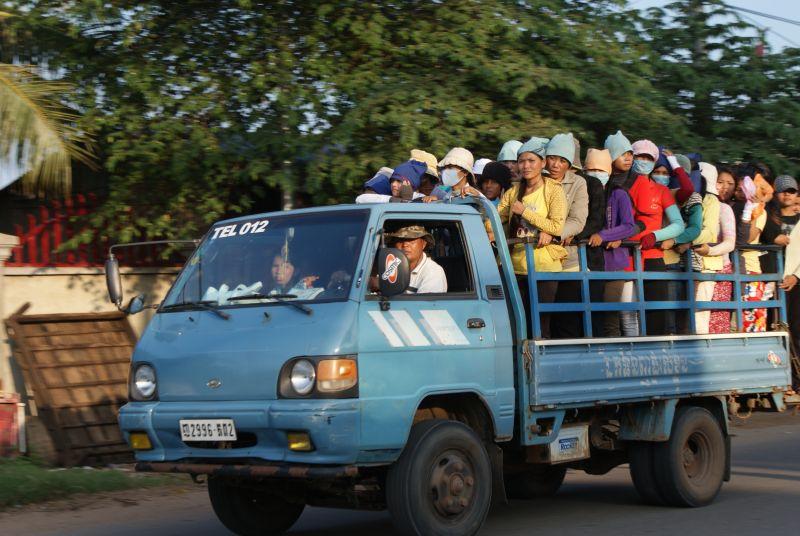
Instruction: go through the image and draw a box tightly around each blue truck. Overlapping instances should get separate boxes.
[106,197,795,536]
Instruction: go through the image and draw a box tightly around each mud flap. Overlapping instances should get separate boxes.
[487,443,507,506]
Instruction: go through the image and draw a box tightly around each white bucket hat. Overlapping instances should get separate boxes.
[439,147,475,181]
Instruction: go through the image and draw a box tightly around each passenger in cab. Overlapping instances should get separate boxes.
[479,161,512,207]
[269,251,324,300]
[495,137,567,338]
[497,140,523,183]
[626,139,686,335]
[386,225,448,294]
[545,133,589,338]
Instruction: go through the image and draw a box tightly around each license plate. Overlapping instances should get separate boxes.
[180,419,237,441]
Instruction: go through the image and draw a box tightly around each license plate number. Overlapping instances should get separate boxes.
[180,419,237,441]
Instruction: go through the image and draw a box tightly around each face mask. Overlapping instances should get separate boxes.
[632,159,655,176]
[441,168,462,187]
[651,174,670,187]
[586,171,610,186]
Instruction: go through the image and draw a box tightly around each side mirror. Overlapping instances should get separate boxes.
[126,295,145,315]
[376,247,410,297]
[105,254,123,307]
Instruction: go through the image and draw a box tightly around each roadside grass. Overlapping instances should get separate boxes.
[0,456,185,508]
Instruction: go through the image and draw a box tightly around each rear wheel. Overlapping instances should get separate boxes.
[628,441,665,505]
[208,477,305,535]
[652,406,726,507]
[386,419,492,536]
[505,465,567,499]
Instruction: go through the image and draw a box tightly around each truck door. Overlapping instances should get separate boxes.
[357,214,511,453]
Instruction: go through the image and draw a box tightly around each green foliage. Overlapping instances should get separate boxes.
[2,1,799,242]
[638,0,800,174]
[0,457,180,508]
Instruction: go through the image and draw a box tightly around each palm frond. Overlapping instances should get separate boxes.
[0,64,96,197]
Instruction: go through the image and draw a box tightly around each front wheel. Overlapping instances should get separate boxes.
[386,419,492,536]
[207,477,305,536]
[652,406,727,507]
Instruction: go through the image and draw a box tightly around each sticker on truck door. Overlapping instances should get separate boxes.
[368,309,469,347]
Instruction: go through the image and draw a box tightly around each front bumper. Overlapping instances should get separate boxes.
[136,461,360,479]
[119,399,360,465]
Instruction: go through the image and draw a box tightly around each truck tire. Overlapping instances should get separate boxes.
[628,442,665,505]
[207,476,305,535]
[652,406,726,507]
[386,419,492,536]
[504,465,567,499]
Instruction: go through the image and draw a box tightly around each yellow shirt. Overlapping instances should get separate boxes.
[495,182,567,274]
[742,211,767,273]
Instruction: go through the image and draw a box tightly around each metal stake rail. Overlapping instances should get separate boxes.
[512,239,788,339]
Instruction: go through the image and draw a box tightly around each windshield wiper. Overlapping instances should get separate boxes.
[161,300,230,320]
[227,293,313,316]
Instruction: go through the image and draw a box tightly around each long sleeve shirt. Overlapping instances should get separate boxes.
[664,198,703,266]
[495,178,568,273]
[575,175,606,271]
[706,202,736,264]
[557,170,589,270]
[599,188,637,271]
[628,175,685,260]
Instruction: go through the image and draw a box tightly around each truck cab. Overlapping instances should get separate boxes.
[116,199,794,536]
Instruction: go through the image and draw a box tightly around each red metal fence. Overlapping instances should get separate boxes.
[7,195,184,267]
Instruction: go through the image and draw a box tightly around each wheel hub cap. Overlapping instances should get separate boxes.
[430,450,475,517]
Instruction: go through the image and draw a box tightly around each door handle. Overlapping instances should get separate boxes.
[467,318,485,329]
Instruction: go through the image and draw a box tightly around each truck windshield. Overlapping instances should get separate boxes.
[162,210,369,308]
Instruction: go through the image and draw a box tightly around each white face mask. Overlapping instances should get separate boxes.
[441,168,462,187]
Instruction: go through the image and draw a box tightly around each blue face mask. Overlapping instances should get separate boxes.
[651,174,670,187]
[632,159,655,176]
[441,168,462,187]
[586,171,610,186]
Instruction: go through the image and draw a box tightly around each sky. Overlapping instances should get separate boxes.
[631,0,800,50]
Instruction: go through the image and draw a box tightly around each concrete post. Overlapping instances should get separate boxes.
[0,233,20,394]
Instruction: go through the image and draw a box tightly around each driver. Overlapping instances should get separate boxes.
[386,225,447,294]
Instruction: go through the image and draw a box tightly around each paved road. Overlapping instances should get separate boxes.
[4,412,799,536]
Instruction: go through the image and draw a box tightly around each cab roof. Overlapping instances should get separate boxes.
[214,199,484,227]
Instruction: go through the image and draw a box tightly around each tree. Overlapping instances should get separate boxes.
[637,0,800,175]
[0,12,95,197]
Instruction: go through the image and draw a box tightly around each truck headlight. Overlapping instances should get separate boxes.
[131,363,157,400]
[278,356,358,398]
[290,359,316,395]
[317,359,357,392]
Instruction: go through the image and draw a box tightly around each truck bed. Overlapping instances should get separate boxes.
[528,332,791,409]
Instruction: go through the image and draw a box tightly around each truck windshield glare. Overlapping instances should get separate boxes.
[161,210,369,308]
